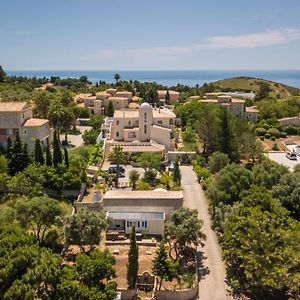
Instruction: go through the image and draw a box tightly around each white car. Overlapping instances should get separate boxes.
[286,152,298,161]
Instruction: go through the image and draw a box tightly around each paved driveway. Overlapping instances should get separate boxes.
[266,151,298,171]
[180,165,232,300]
[60,125,92,148]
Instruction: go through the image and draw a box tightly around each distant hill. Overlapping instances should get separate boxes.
[214,76,300,98]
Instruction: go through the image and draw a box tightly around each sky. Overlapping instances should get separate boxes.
[1,0,300,70]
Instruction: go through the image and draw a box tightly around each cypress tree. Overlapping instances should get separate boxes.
[46,144,52,166]
[218,107,238,162]
[64,147,69,169]
[9,130,23,175]
[165,89,170,105]
[34,139,44,165]
[173,157,181,184]
[53,130,62,166]
[22,143,31,169]
[6,136,13,160]
[127,225,139,289]
[107,101,114,117]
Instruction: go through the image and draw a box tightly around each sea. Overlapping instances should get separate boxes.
[6,70,300,89]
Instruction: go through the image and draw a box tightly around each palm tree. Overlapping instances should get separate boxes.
[160,171,173,190]
[129,169,140,190]
[114,73,120,84]
[109,145,127,188]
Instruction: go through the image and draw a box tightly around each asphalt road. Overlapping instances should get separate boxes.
[180,165,232,300]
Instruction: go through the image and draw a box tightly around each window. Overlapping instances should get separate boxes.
[128,120,132,125]
[144,125,147,134]
[128,132,136,139]
[116,132,119,137]
[169,119,173,125]
[137,221,140,228]
[24,130,27,134]
[116,120,120,125]
[127,221,130,227]
[157,120,162,125]
[141,221,148,228]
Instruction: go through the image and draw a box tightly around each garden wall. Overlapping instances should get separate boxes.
[154,286,198,300]
[118,288,136,300]
[167,151,196,164]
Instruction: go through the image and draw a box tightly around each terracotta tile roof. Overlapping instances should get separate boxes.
[0,102,29,112]
[245,106,259,113]
[107,96,129,101]
[23,118,49,127]
[231,98,245,103]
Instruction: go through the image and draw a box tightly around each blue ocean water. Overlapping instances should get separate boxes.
[6,70,300,88]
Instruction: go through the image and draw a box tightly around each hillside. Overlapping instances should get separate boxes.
[214,76,300,98]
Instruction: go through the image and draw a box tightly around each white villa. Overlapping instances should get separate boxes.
[106,102,177,152]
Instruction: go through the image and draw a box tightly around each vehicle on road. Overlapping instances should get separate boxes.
[108,165,125,174]
[168,161,175,172]
[286,152,298,161]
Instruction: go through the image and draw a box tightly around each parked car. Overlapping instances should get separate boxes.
[168,161,175,172]
[286,152,298,161]
[108,165,125,174]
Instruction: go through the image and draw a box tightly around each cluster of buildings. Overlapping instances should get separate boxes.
[200,93,258,122]
[76,89,179,116]
[0,102,52,151]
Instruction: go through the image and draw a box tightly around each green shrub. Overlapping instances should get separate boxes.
[260,136,265,141]
[283,125,299,135]
[267,128,280,138]
[280,132,287,138]
[270,136,276,141]
[265,133,271,139]
[272,143,279,151]
[136,181,151,190]
[255,127,266,136]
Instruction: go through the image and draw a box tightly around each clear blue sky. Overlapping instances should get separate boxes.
[1,0,300,70]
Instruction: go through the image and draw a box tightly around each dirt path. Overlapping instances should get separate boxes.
[180,166,232,300]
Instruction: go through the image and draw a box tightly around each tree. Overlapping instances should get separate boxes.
[194,104,219,156]
[173,157,181,184]
[114,73,120,84]
[218,107,238,161]
[64,147,69,169]
[127,225,139,289]
[272,173,300,220]
[152,240,177,290]
[82,128,99,145]
[0,224,63,300]
[145,88,159,105]
[8,130,30,175]
[208,151,229,174]
[15,196,63,246]
[165,207,206,260]
[34,139,44,165]
[64,209,108,253]
[6,136,13,160]
[255,82,270,101]
[107,101,114,117]
[160,171,173,190]
[33,91,51,118]
[109,145,127,188]
[222,186,300,299]
[165,90,170,105]
[0,155,8,174]
[45,144,52,166]
[0,65,6,82]
[76,250,116,287]
[61,107,75,144]
[53,130,62,166]
[129,169,140,189]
